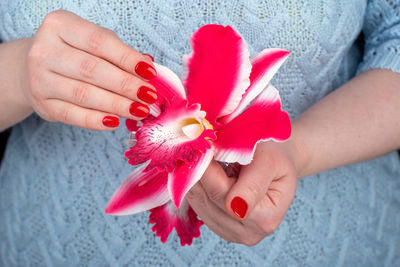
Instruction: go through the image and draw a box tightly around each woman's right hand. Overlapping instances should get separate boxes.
[23,10,157,130]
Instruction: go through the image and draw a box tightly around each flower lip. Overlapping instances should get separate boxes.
[181,118,204,139]
[181,117,214,140]
[125,101,217,172]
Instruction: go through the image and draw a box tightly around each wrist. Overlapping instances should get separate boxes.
[0,38,34,131]
[17,38,34,108]
[289,119,311,179]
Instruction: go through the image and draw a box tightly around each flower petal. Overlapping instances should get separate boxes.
[125,100,216,172]
[168,148,214,208]
[149,63,187,116]
[221,48,290,124]
[105,162,169,215]
[149,200,203,246]
[182,24,252,124]
[125,119,140,132]
[214,85,291,165]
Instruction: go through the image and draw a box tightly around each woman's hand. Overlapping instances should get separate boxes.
[22,10,157,130]
[186,141,297,246]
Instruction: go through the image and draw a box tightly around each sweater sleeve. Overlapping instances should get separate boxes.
[357,0,400,74]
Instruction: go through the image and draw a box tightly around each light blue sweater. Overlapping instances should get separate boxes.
[1,0,400,266]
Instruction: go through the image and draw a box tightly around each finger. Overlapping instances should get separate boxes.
[47,44,158,106]
[225,148,276,221]
[199,161,235,210]
[186,183,243,243]
[45,98,120,130]
[264,170,297,213]
[50,10,156,79]
[246,173,297,236]
[44,71,149,120]
[142,53,154,62]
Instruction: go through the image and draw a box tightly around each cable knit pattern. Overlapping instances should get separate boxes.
[1,0,400,266]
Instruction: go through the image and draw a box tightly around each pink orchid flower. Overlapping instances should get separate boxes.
[105,24,291,246]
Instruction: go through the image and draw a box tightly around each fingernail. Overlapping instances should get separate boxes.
[129,102,150,117]
[102,116,120,127]
[231,196,248,218]
[137,86,158,104]
[135,61,156,80]
[143,53,154,62]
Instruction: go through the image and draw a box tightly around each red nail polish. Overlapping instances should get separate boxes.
[135,61,156,80]
[231,196,248,218]
[102,116,120,127]
[137,86,158,104]
[143,53,154,62]
[129,102,150,117]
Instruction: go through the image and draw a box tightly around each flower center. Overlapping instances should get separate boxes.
[181,118,213,140]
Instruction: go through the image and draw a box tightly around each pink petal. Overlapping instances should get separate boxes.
[214,85,291,165]
[149,200,203,246]
[105,162,169,215]
[221,48,290,124]
[125,100,216,172]
[149,63,187,116]
[125,119,140,132]
[182,24,252,124]
[168,148,214,208]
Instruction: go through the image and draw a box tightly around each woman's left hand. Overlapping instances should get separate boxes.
[186,141,298,246]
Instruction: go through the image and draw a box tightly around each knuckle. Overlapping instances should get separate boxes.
[206,188,224,203]
[58,106,70,122]
[110,95,121,114]
[119,75,136,95]
[87,29,107,53]
[243,179,263,199]
[41,110,56,122]
[27,44,48,63]
[186,187,207,206]
[235,232,250,246]
[222,236,235,243]
[79,58,98,78]
[84,113,92,129]
[103,27,117,37]
[260,220,280,235]
[43,10,66,26]
[233,229,262,246]
[27,45,39,62]
[119,50,134,69]
[37,101,57,122]
[41,113,55,122]
[230,231,244,244]
[32,102,49,121]
[242,236,261,247]
[270,220,280,233]
[220,232,238,244]
[72,84,90,105]
[36,109,51,121]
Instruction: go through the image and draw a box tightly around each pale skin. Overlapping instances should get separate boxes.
[0,10,157,132]
[1,10,400,246]
[187,69,400,245]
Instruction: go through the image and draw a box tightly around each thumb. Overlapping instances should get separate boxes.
[225,156,274,221]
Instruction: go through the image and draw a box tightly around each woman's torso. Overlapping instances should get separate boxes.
[1,1,400,266]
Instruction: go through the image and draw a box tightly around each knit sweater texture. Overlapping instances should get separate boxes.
[1,0,400,266]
